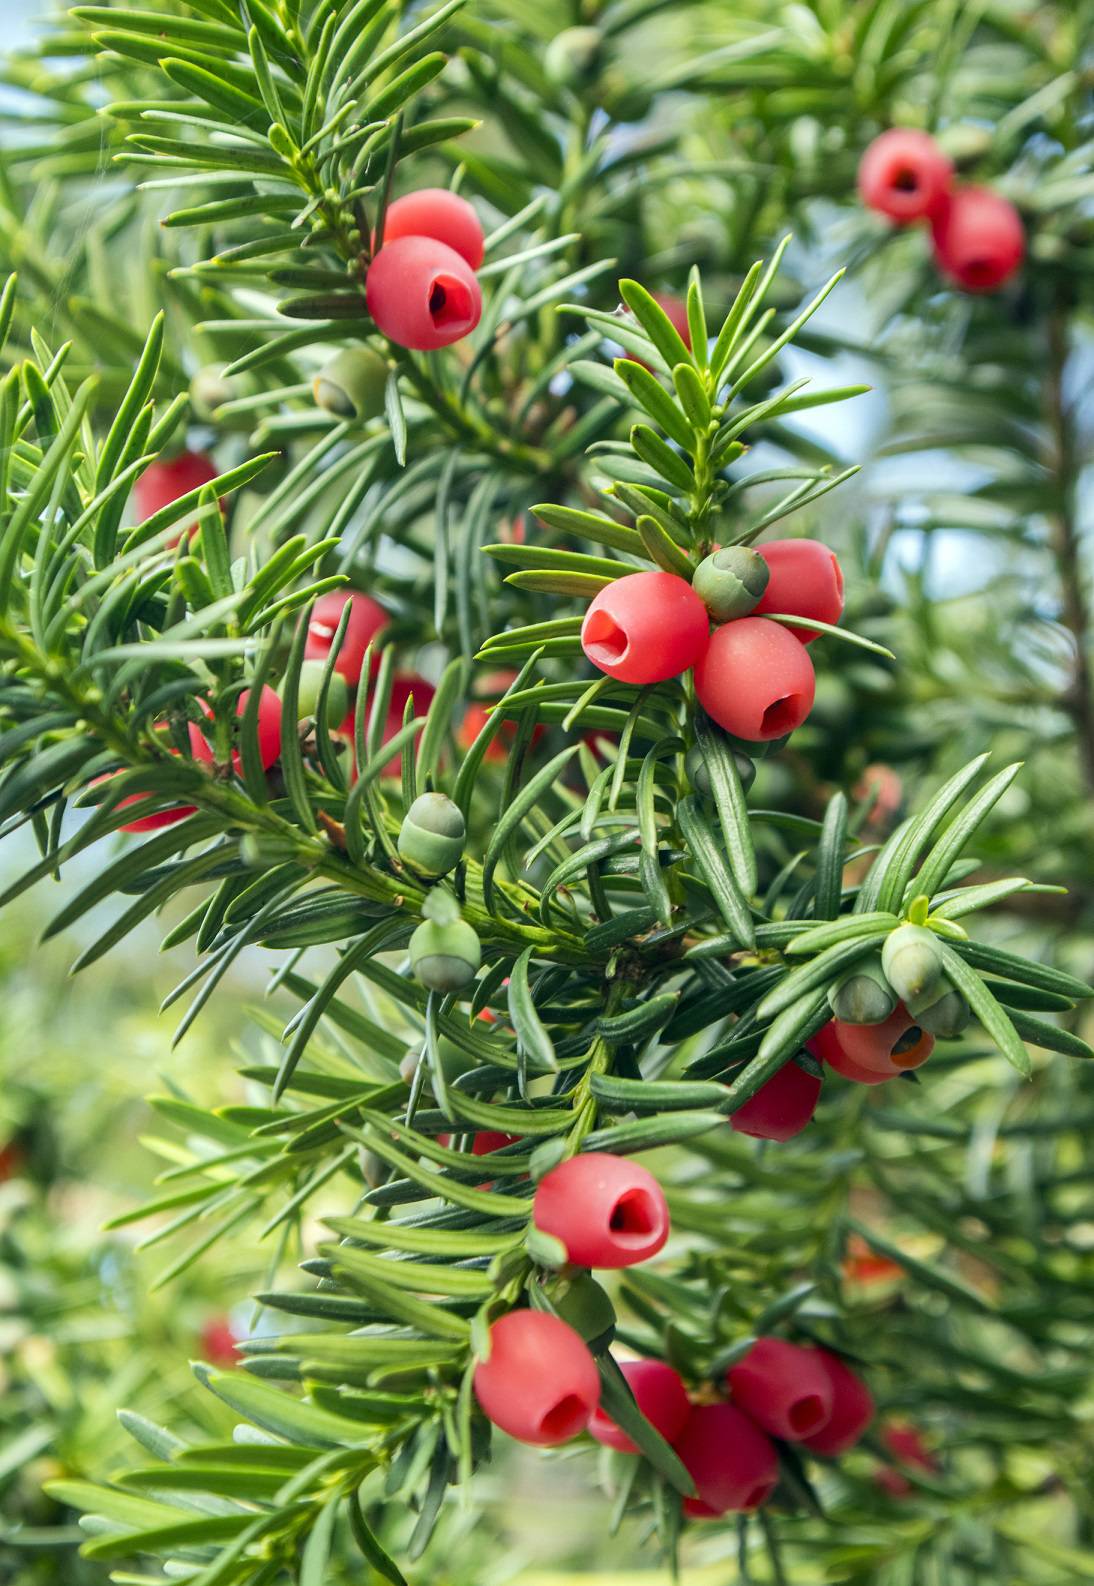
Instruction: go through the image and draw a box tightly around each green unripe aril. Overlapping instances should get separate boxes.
[291,660,350,729]
[553,1273,616,1346]
[882,924,945,1005]
[409,916,481,993]
[692,546,769,622]
[685,743,756,797]
[908,985,970,1039]
[398,792,467,878]
[189,364,238,422]
[829,957,898,1024]
[545,26,603,86]
[313,346,389,421]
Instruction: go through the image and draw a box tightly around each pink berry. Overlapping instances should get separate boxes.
[675,1403,779,1517]
[471,1131,520,1156]
[200,1316,240,1368]
[752,539,844,643]
[473,1310,600,1446]
[134,451,222,547]
[727,1338,834,1442]
[589,1359,691,1454]
[808,1021,894,1087]
[800,1350,874,1456]
[652,293,691,347]
[730,1059,821,1142]
[305,590,388,682]
[833,1005,934,1076]
[581,571,709,685]
[95,760,196,833]
[366,236,482,350]
[381,188,485,270]
[930,185,1025,293]
[858,129,953,224]
[189,686,283,774]
[533,1153,669,1270]
[693,617,815,741]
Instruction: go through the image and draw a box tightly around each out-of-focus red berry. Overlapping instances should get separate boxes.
[693,616,815,741]
[200,1316,240,1368]
[855,763,903,830]
[581,571,709,685]
[533,1153,669,1270]
[0,1141,25,1182]
[675,1403,779,1517]
[473,1310,600,1446]
[752,539,844,643]
[727,1337,834,1442]
[800,1350,874,1456]
[94,756,196,833]
[305,591,388,682]
[876,1423,938,1496]
[842,1233,904,1285]
[380,188,485,270]
[188,686,283,775]
[930,186,1025,293]
[589,1359,691,1454]
[366,237,482,350]
[134,451,223,547]
[730,1059,821,1142]
[858,129,953,224]
[459,670,545,764]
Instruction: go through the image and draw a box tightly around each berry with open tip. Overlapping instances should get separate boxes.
[473,1310,600,1446]
[533,1152,669,1269]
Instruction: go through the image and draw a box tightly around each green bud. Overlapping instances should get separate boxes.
[189,364,237,422]
[313,346,389,421]
[881,924,945,1005]
[545,25,602,87]
[553,1273,616,1345]
[358,1146,387,1188]
[692,545,770,622]
[409,916,481,993]
[398,792,467,878]
[685,743,755,797]
[908,985,970,1039]
[829,957,897,1024]
[291,660,350,729]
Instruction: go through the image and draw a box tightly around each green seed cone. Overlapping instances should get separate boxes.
[553,1273,616,1345]
[882,924,945,1005]
[829,957,898,1024]
[313,346,389,421]
[398,792,467,878]
[692,546,770,622]
[686,743,756,797]
[291,660,350,729]
[545,25,602,86]
[189,364,238,422]
[409,917,481,993]
[908,985,971,1039]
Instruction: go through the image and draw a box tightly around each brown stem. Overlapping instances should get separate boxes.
[1046,306,1094,792]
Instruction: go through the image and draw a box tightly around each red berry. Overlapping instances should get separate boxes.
[473,1310,600,1446]
[858,129,953,224]
[652,293,691,348]
[305,591,388,683]
[0,1141,25,1181]
[533,1153,669,1270]
[189,686,283,774]
[882,1423,937,1471]
[589,1359,691,1454]
[807,1020,894,1086]
[752,539,844,643]
[200,1316,240,1368]
[94,762,196,833]
[800,1350,874,1456]
[134,451,222,547]
[459,669,545,763]
[581,571,709,685]
[693,616,815,741]
[472,1130,520,1157]
[730,1059,821,1142]
[345,674,438,774]
[381,188,485,270]
[930,184,1025,293]
[727,1338,834,1442]
[833,1005,934,1076]
[675,1403,779,1517]
[366,237,482,350]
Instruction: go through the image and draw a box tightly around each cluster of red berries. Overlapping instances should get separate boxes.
[365,189,484,351]
[580,540,843,743]
[858,128,1025,294]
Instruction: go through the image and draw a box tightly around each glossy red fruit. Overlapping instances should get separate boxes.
[808,1020,894,1086]
[459,669,545,764]
[305,591,388,682]
[473,1310,600,1446]
[858,129,953,224]
[366,237,482,350]
[693,617,816,741]
[381,188,485,270]
[345,675,438,773]
[472,1131,520,1157]
[876,1423,938,1496]
[930,184,1025,293]
[652,293,691,347]
[581,571,709,685]
[727,1337,834,1442]
[189,686,283,774]
[730,1059,821,1142]
[800,1350,874,1456]
[134,451,222,546]
[752,539,844,643]
[675,1403,779,1517]
[95,759,196,833]
[533,1153,669,1270]
[833,1004,934,1076]
[200,1316,240,1368]
[588,1359,690,1454]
